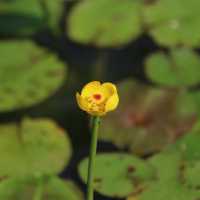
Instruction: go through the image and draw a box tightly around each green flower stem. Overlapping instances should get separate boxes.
[87,116,101,200]
[33,177,43,200]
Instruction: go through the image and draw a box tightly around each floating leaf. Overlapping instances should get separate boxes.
[0,0,64,35]
[145,48,200,87]
[148,151,181,182]
[68,0,143,47]
[184,162,200,189]
[174,130,200,162]
[99,79,197,155]
[0,40,67,112]
[0,176,83,200]
[144,0,200,47]
[138,181,198,200]
[79,153,155,198]
[0,0,44,35]
[0,118,72,177]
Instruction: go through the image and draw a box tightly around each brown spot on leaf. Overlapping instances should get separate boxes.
[128,166,136,173]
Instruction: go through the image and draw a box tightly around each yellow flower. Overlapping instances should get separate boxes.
[76,81,119,116]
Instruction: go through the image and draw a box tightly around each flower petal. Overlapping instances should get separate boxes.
[105,93,119,112]
[102,82,117,94]
[81,81,101,98]
[76,92,88,111]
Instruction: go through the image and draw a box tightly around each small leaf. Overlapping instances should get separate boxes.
[79,153,155,198]
[145,48,200,87]
[0,40,67,112]
[68,0,143,47]
[0,118,72,177]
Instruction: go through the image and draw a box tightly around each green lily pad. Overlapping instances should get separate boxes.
[0,0,44,35]
[99,79,197,155]
[0,0,63,35]
[148,151,182,182]
[135,151,200,200]
[0,118,72,177]
[138,181,198,200]
[174,130,200,161]
[79,153,155,198]
[0,40,67,112]
[145,48,200,87]
[0,176,83,200]
[68,0,143,47]
[184,161,200,189]
[144,0,200,47]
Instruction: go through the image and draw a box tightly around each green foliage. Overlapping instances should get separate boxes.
[79,153,155,198]
[143,0,200,47]
[138,181,198,200]
[0,118,72,177]
[0,176,83,200]
[184,161,200,189]
[174,130,200,161]
[0,40,66,112]
[145,48,200,87]
[0,0,64,35]
[99,79,197,155]
[68,0,143,47]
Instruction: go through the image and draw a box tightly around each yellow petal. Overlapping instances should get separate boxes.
[76,92,88,111]
[105,93,119,112]
[102,82,117,94]
[81,81,101,98]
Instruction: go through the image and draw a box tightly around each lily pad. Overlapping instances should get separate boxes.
[138,181,198,200]
[145,48,200,87]
[68,0,143,47]
[0,40,67,112]
[174,130,200,162]
[99,79,197,155]
[184,162,200,189]
[0,176,83,200]
[0,118,72,177]
[143,0,200,47]
[0,0,64,35]
[79,153,155,198]
[148,151,182,182]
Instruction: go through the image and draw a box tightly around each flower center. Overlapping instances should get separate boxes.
[93,94,102,101]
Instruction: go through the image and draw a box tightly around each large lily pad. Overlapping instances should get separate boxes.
[79,153,155,198]
[0,0,64,35]
[0,176,83,200]
[145,48,200,87]
[99,79,197,155]
[143,0,200,47]
[0,118,72,177]
[68,0,143,47]
[0,40,67,112]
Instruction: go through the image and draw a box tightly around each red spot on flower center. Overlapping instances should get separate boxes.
[93,94,102,100]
